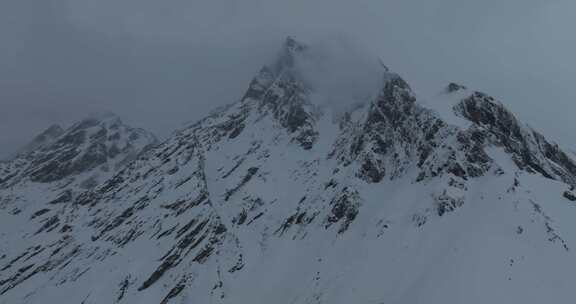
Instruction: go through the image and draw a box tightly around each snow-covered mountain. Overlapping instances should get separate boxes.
[2,37,576,304]
[9,124,65,160]
[0,113,157,258]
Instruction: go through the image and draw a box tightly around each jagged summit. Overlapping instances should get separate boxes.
[0,112,156,187]
[283,36,306,58]
[29,114,156,183]
[3,37,576,304]
[13,124,65,158]
[276,36,306,68]
[70,111,124,131]
[445,82,467,93]
[37,124,65,139]
[454,90,576,185]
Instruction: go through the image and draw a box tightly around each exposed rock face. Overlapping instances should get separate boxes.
[563,190,576,201]
[28,114,156,183]
[2,37,576,304]
[0,113,157,266]
[445,82,467,93]
[455,91,576,185]
[241,37,318,150]
[11,124,65,158]
[1,113,157,188]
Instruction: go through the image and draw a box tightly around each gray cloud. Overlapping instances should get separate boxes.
[293,35,384,113]
[1,0,575,158]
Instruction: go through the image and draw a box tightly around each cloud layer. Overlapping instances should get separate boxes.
[293,35,384,112]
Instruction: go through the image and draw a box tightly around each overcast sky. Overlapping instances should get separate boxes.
[1,0,575,158]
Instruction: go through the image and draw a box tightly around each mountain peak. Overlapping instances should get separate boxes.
[42,124,65,136]
[5,36,576,304]
[15,113,156,184]
[283,36,306,55]
[445,82,467,93]
[69,112,123,133]
[31,123,64,143]
[12,124,65,158]
[271,36,307,73]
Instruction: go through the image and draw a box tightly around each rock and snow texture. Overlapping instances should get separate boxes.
[9,124,65,160]
[0,113,157,267]
[2,37,576,303]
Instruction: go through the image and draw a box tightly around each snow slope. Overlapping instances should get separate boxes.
[2,37,576,304]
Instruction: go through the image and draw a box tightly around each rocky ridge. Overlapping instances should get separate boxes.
[1,38,576,304]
